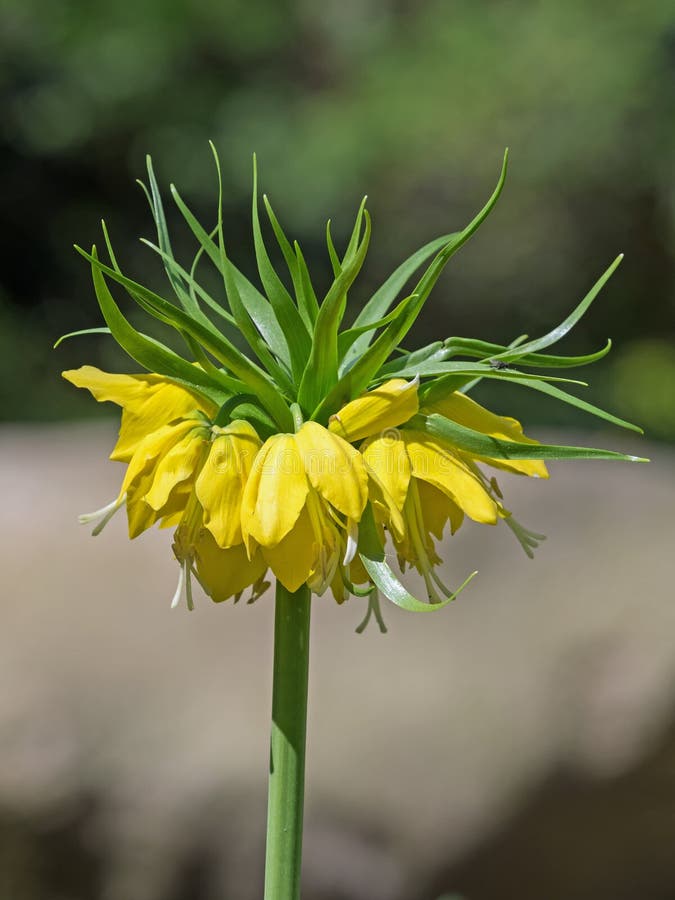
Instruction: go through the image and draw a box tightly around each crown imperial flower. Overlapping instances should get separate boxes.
[59,149,644,627]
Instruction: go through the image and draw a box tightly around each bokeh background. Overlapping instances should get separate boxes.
[1,2,674,898]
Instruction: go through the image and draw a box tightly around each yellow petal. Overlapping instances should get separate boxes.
[196,420,262,548]
[304,491,341,595]
[62,366,215,462]
[416,480,464,538]
[119,419,196,497]
[241,434,308,548]
[360,434,411,510]
[328,378,419,442]
[144,427,208,512]
[403,431,498,524]
[294,422,368,521]
[126,494,158,539]
[349,554,370,586]
[423,390,548,479]
[262,506,318,592]
[194,533,268,603]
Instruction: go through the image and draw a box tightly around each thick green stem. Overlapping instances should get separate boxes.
[264,581,311,900]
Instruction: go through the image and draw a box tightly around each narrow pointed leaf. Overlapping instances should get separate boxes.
[344,150,509,371]
[144,156,200,317]
[54,327,111,348]
[338,295,426,360]
[140,238,236,327]
[410,414,647,462]
[421,370,643,433]
[87,247,237,404]
[263,195,319,327]
[298,210,372,412]
[358,504,476,611]
[79,247,294,431]
[376,360,586,384]
[170,183,292,368]
[490,255,623,362]
[442,336,613,368]
[210,147,294,392]
[252,156,312,379]
[342,233,455,370]
[326,221,341,277]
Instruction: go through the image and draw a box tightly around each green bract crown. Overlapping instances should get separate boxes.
[61,146,642,442]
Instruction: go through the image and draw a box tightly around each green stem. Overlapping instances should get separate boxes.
[264,581,311,900]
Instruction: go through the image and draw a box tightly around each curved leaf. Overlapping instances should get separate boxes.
[53,327,111,349]
[357,504,477,612]
[410,414,648,462]
[86,246,236,405]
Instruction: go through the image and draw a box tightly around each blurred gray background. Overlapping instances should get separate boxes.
[1,1,674,898]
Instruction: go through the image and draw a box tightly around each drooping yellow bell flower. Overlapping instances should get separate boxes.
[241,421,369,593]
[361,428,497,601]
[328,376,419,443]
[421,390,549,479]
[62,366,216,461]
[63,366,213,538]
[171,492,269,609]
[327,377,548,600]
[194,419,262,548]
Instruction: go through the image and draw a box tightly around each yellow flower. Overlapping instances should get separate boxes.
[62,366,216,461]
[241,422,369,593]
[63,366,213,538]
[195,419,262,548]
[328,377,419,442]
[326,378,547,601]
[422,390,549,480]
[171,493,269,609]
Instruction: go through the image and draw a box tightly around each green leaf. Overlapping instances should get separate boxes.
[294,241,320,325]
[410,413,648,462]
[140,237,236,327]
[78,246,294,431]
[298,210,372,413]
[325,220,341,277]
[314,292,421,419]
[342,196,368,266]
[86,246,236,405]
[252,155,312,380]
[378,360,587,385]
[421,370,643,433]
[326,152,510,406]
[341,233,456,372]
[209,145,295,393]
[262,194,319,328]
[377,341,450,377]
[338,295,428,360]
[143,155,201,318]
[358,504,477,611]
[170,183,292,369]
[343,149,509,373]
[53,327,111,349]
[489,255,624,362]
[442,336,613,368]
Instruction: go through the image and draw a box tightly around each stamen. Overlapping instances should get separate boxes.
[185,561,195,611]
[343,519,358,566]
[78,493,126,536]
[170,564,185,609]
[405,483,444,604]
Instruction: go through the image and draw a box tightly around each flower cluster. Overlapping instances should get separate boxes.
[63,368,548,609]
[60,149,643,625]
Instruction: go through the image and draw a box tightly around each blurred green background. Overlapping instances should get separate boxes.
[1,0,674,435]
